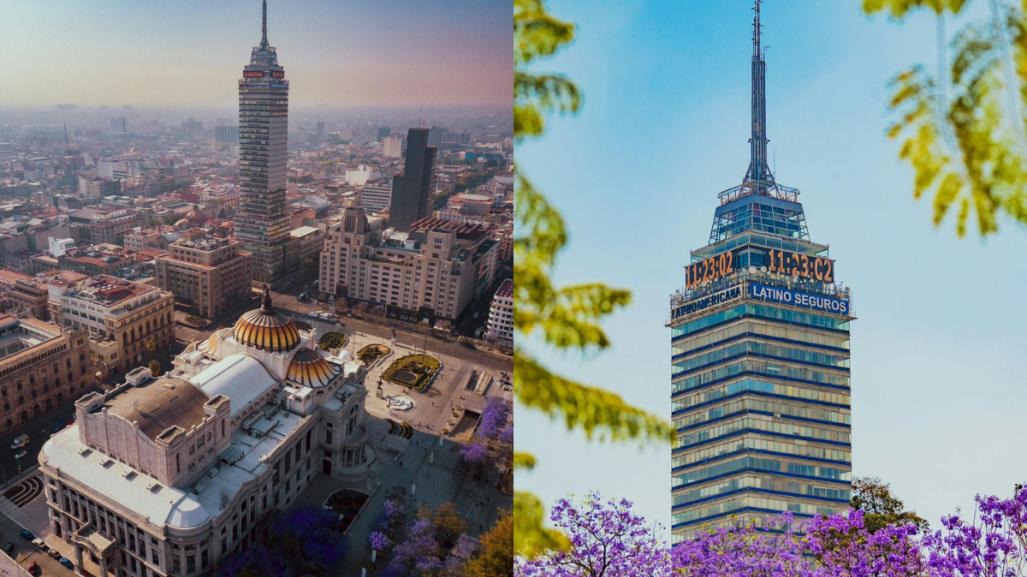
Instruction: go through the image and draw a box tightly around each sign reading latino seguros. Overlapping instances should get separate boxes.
[672,282,850,320]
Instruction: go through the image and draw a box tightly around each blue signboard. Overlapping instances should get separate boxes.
[747,282,850,315]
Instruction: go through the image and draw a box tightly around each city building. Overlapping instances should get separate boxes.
[38,289,370,577]
[0,268,50,320]
[319,208,497,321]
[388,128,435,231]
[49,275,175,377]
[668,5,852,541]
[381,135,402,159]
[358,180,392,214]
[235,0,290,286]
[214,125,239,148]
[485,278,513,348]
[155,237,253,319]
[0,315,91,434]
[67,206,143,245]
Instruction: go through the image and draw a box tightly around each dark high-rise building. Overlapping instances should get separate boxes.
[669,1,853,541]
[376,126,391,140]
[389,128,435,231]
[236,0,290,286]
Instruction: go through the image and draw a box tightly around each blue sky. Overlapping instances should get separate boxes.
[0,0,511,106]
[516,0,1027,534]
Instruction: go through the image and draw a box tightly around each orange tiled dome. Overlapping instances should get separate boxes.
[232,287,300,353]
[287,349,340,388]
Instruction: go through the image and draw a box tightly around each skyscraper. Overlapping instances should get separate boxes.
[668,1,853,541]
[236,0,290,286]
[389,128,436,231]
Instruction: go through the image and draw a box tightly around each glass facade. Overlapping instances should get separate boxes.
[669,189,853,543]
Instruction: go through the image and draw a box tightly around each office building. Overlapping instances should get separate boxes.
[669,4,853,540]
[235,0,290,286]
[155,237,253,319]
[319,208,497,320]
[389,128,435,231]
[485,278,513,348]
[382,136,402,159]
[50,275,175,378]
[0,315,92,433]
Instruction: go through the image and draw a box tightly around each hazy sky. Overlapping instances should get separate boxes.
[0,0,512,107]
[517,0,1027,534]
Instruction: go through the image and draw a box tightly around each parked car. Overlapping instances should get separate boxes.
[2,542,13,555]
[31,538,44,549]
[47,548,60,559]
[59,557,74,570]
[13,450,27,460]
[10,434,29,450]
[18,529,33,541]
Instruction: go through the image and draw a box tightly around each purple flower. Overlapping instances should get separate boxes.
[369,530,389,552]
[460,441,489,463]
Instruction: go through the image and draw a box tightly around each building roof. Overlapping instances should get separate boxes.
[232,289,300,353]
[189,354,276,418]
[494,278,513,299]
[286,349,339,389]
[105,377,210,440]
[41,407,308,530]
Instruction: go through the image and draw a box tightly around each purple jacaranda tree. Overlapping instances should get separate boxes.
[516,493,673,577]
[478,397,511,439]
[460,441,489,463]
[388,517,443,576]
[921,485,1027,577]
[671,510,924,577]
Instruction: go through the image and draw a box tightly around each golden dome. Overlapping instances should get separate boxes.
[232,287,301,353]
[287,349,340,388]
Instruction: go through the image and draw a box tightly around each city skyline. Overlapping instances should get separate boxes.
[0,0,512,108]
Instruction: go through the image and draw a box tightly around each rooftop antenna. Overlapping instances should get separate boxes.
[418,107,424,128]
[63,123,69,148]
[743,0,775,192]
[259,0,269,48]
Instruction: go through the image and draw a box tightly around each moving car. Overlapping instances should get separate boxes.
[2,542,13,555]
[18,530,33,541]
[47,548,60,559]
[59,557,74,570]
[31,538,44,549]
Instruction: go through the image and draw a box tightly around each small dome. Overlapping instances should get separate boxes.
[232,287,301,353]
[287,349,340,388]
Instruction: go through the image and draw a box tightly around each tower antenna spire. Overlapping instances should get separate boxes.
[260,0,269,47]
[744,0,775,190]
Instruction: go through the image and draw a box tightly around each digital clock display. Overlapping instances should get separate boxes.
[686,252,735,289]
[243,71,265,78]
[767,249,834,283]
[271,71,285,78]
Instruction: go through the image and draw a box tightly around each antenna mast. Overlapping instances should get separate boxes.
[744,0,775,191]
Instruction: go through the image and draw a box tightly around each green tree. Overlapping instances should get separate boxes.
[513,0,673,558]
[865,0,1027,236]
[464,513,513,577]
[850,476,928,533]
